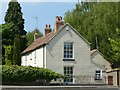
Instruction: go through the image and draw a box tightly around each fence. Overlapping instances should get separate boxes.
[73,75,107,84]
[53,75,107,85]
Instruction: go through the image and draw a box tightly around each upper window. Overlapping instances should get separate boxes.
[64,42,73,59]
[95,70,102,80]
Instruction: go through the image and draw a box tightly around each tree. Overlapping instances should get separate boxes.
[26,29,43,46]
[109,28,120,68]
[12,35,21,65]
[0,23,13,64]
[4,0,27,51]
[0,25,2,65]
[64,2,119,67]
[3,0,27,65]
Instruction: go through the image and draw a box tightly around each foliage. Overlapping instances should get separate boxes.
[12,35,21,65]
[1,23,14,46]
[0,23,13,64]
[64,2,119,67]
[3,0,27,65]
[108,28,120,68]
[4,0,27,51]
[4,46,13,65]
[2,65,64,82]
[26,29,43,46]
[0,26,2,65]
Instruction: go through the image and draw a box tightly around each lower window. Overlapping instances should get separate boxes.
[95,70,102,80]
[64,66,73,83]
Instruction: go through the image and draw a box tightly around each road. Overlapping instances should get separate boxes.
[1,86,120,90]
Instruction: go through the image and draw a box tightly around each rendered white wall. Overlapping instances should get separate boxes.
[91,52,112,71]
[46,25,103,84]
[21,47,45,68]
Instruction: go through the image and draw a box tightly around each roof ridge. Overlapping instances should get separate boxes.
[21,23,90,55]
[21,31,55,54]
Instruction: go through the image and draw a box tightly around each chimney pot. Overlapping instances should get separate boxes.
[54,16,64,32]
[56,16,60,21]
[59,16,62,21]
[46,24,47,28]
[45,24,52,36]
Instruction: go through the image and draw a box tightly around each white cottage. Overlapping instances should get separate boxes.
[21,16,111,84]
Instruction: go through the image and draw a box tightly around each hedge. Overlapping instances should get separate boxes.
[2,65,64,82]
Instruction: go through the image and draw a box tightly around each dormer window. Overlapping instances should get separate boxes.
[63,42,74,61]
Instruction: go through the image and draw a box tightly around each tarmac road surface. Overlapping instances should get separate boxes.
[1,86,120,90]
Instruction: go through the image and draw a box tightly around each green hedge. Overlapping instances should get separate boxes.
[2,65,64,82]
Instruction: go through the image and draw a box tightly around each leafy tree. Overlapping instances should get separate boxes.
[2,23,14,46]
[3,0,27,65]
[64,2,119,67]
[0,23,13,64]
[109,28,120,68]
[0,25,2,65]
[12,35,21,65]
[4,0,27,51]
[26,29,43,46]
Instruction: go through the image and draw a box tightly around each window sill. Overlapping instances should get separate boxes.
[63,59,75,61]
[94,78,102,80]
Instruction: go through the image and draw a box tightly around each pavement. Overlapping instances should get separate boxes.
[1,85,120,90]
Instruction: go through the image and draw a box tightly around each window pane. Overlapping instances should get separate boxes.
[70,51,72,54]
[95,70,101,80]
[70,67,72,71]
[70,55,72,58]
[96,71,100,73]
[64,42,73,59]
[64,55,66,58]
[67,51,69,53]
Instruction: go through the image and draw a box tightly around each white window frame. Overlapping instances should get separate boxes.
[95,70,102,80]
[63,42,74,59]
[64,66,73,83]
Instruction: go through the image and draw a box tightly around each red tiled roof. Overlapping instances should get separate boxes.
[21,32,55,54]
[21,24,65,54]
[21,23,90,55]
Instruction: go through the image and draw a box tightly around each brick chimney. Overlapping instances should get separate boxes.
[54,16,64,32]
[34,29,39,41]
[44,24,52,36]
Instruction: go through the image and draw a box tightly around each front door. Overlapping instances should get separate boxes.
[108,76,113,85]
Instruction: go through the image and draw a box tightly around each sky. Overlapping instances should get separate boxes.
[1,0,118,34]
[0,1,77,34]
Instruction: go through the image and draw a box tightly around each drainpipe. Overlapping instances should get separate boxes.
[117,70,119,86]
[43,44,45,68]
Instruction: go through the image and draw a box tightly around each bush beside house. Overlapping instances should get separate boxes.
[2,65,64,85]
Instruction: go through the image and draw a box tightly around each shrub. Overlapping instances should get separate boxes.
[2,65,64,82]
[4,46,13,65]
